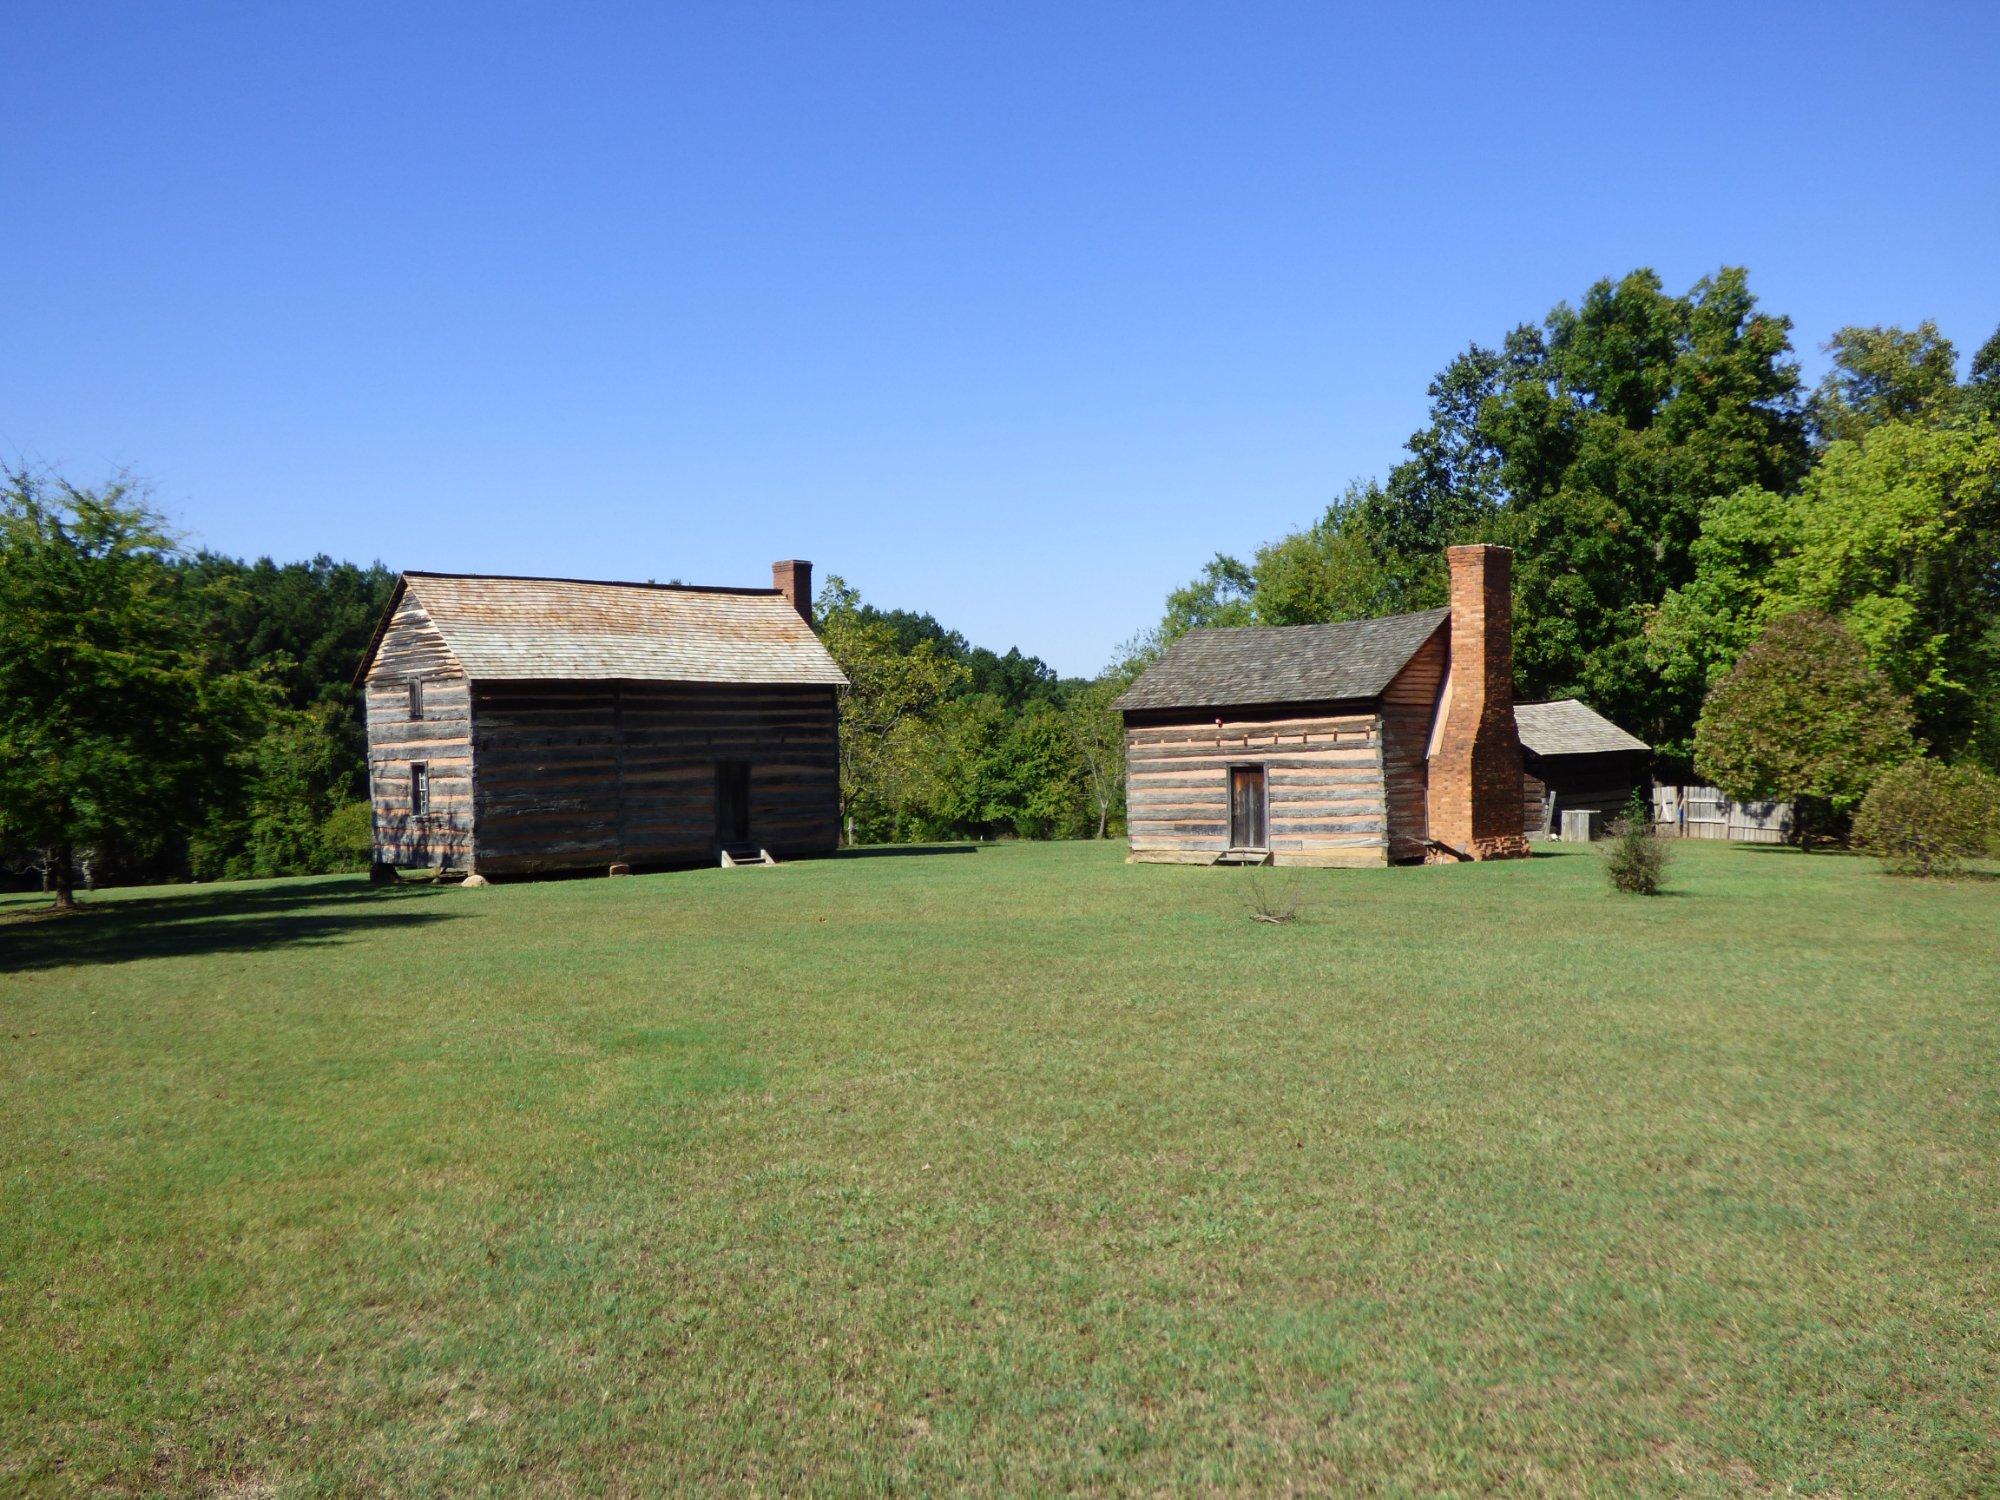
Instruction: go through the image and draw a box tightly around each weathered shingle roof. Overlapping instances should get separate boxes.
[1112,608,1450,712]
[1514,699,1648,756]
[378,572,847,686]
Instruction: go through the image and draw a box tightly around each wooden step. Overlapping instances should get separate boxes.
[719,844,777,868]
[1211,848,1273,866]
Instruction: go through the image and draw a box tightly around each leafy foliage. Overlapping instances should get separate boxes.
[816,576,970,841]
[1652,418,2000,760]
[1601,791,1670,895]
[1693,613,1914,838]
[1852,760,2000,877]
[1809,321,1966,444]
[0,472,271,904]
[1061,676,1129,840]
[189,703,371,879]
[816,576,1117,844]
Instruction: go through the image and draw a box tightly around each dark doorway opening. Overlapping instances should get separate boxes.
[1229,765,1267,850]
[716,761,751,847]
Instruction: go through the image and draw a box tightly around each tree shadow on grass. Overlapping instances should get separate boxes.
[0,880,462,974]
[824,844,980,860]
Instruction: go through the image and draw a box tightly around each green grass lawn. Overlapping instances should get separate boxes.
[2,842,1995,1495]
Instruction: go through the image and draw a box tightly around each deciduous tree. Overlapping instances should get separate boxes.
[0,471,267,906]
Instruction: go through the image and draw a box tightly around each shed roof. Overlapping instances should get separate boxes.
[1112,608,1450,713]
[365,572,847,687]
[1514,698,1649,756]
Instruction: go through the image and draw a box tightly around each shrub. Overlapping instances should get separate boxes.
[1693,612,1915,843]
[320,799,376,870]
[1602,792,1671,895]
[1852,760,2000,876]
[1240,865,1307,924]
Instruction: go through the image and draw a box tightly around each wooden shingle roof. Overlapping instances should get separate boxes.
[1514,699,1649,756]
[363,572,847,687]
[1112,608,1450,713]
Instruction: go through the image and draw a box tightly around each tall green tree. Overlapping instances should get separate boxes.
[0,472,268,906]
[1061,676,1128,840]
[1480,268,1808,749]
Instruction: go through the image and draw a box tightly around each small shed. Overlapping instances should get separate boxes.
[355,561,846,875]
[1513,699,1650,839]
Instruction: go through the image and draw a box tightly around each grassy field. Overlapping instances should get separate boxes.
[2,841,1995,1495]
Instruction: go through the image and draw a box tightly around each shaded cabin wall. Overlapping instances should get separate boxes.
[1378,626,1447,862]
[1525,749,1651,836]
[470,681,839,874]
[1522,766,1550,837]
[364,597,476,868]
[1123,704,1389,867]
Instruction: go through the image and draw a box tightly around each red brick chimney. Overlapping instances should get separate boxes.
[771,560,813,624]
[1427,544,1531,862]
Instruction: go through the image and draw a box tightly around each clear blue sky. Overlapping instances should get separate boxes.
[5,3,1997,675]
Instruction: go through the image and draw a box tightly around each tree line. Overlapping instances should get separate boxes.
[6,263,1996,896]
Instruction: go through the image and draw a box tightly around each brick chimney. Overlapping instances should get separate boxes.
[1427,544,1531,861]
[772,560,813,625]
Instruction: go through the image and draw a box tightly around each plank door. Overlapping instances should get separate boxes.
[716,761,751,846]
[1229,765,1267,849]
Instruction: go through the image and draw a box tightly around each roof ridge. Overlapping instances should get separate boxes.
[404,570,784,597]
[1180,606,1449,638]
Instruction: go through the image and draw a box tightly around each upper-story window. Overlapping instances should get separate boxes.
[408,677,424,720]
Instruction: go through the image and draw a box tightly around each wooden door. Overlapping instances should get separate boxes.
[1229,765,1267,850]
[716,761,751,846]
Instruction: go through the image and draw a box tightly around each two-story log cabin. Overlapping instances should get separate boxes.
[355,560,845,876]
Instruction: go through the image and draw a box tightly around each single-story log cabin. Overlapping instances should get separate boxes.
[356,561,846,876]
[1113,544,1535,866]
[1514,699,1651,838]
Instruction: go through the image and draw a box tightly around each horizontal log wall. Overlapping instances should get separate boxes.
[1124,705,1389,867]
[470,681,839,873]
[365,596,474,868]
[1379,626,1447,862]
[1523,768,1550,838]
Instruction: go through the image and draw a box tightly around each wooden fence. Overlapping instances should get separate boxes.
[1652,785,1793,843]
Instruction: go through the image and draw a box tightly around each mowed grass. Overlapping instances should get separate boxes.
[1,842,1995,1495]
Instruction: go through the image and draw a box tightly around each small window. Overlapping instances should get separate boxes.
[408,677,424,720]
[410,762,430,816]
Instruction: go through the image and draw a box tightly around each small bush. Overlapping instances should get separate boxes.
[1852,760,2000,877]
[1602,792,1671,895]
[320,799,376,870]
[1241,865,1307,924]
